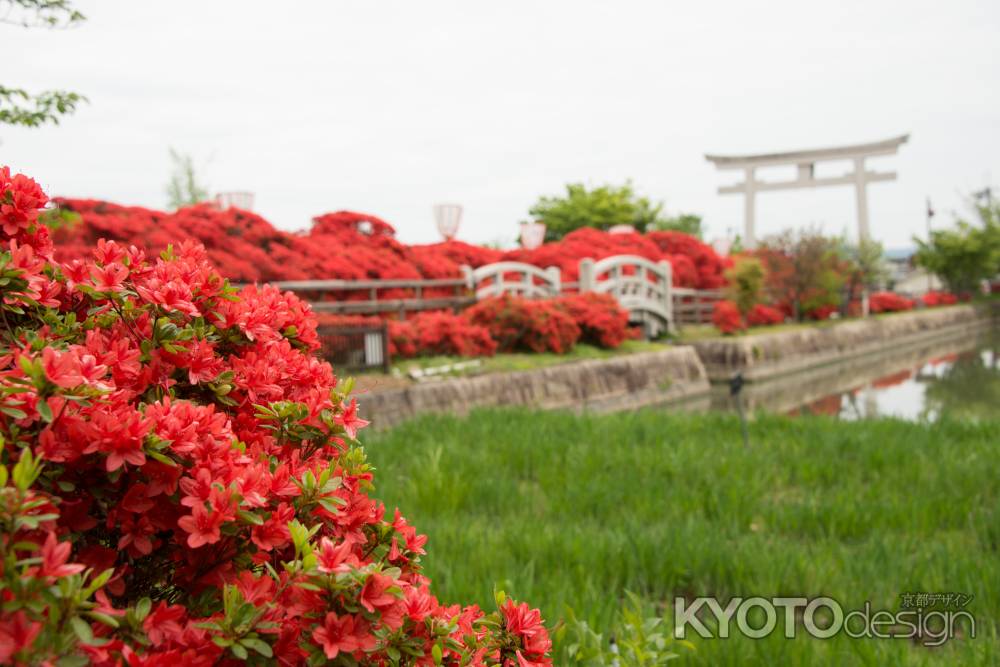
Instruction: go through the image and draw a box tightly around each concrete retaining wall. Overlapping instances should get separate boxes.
[362,347,709,430]
[691,304,995,382]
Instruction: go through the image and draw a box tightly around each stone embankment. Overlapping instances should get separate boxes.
[361,304,996,428]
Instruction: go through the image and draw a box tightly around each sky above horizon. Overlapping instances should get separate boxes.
[4,0,999,249]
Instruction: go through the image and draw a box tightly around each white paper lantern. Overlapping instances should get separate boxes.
[214,191,255,211]
[433,204,463,241]
[519,221,546,249]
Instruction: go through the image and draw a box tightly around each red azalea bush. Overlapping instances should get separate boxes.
[0,167,551,666]
[921,291,958,307]
[869,291,915,314]
[387,312,497,359]
[464,295,581,354]
[745,303,784,327]
[316,313,496,359]
[51,200,728,292]
[554,293,632,348]
[711,300,745,335]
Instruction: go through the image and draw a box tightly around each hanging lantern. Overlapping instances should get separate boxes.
[608,224,635,234]
[519,221,546,249]
[433,203,463,241]
[214,191,255,211]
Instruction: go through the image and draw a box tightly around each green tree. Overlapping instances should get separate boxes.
[652,212,703,238]
[166,149,210,209]
[1,1,87,129]
[757,228,845,321]
[529,182,665,241]
[914,196,1000,295]
[839,237,887,316]
[725,256,766,316]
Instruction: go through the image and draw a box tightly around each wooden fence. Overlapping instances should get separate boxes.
[672,287,726,326]
[269,278,473,318]
[273,262,724,330]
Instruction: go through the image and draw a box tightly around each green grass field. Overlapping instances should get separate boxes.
[363,409,1000,665]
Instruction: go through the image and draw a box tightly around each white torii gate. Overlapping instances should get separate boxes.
[705,134,908,248]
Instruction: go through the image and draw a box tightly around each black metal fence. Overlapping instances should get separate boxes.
[316,323,391,373]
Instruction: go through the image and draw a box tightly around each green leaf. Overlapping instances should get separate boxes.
[237,510,264,526]
[1,405,28,419]
[36,399,53,423]
[135,597,152,621]
[242,637,274,658]
[70,617,95,644]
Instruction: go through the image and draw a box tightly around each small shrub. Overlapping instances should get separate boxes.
[922,291,958,307]
[746,303,784,327]
[869,291,915,313]
[725,256,766,316]
[711,300,745,335]
[404,311,497,357]
[464,294,581,353]
[555,293,631,348]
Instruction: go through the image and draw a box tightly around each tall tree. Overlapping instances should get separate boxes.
[914,195,1000,295]
[0,1,86,129]
[165,149,210,210]
[652,212,703,238]
[839,237,887,316]
[528,182,666,241]
[757,228,845,321]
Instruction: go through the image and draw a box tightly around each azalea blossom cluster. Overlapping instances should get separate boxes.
[320,293,634,358]
[711,301,786,335]
[50,199,728,291]
[0,167,551,666]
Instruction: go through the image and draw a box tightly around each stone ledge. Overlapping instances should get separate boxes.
[361,347,709,430]
[691,305,995,382]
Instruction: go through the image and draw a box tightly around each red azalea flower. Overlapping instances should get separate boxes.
[250,502,293,551]
[335,398,369,439]
[311,613,374,659]
[177,503,225,548]
[0,611,43,663]
[39,532,85,579]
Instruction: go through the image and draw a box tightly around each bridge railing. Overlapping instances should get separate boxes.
[463,262,561,299]
[672,287,725,326]
[270,277,473,318]
[580,255,675,337]
[271,259,724,331]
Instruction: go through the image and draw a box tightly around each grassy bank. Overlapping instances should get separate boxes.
[363,410,1000,665]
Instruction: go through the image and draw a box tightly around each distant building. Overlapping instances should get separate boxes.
[883,247,940,295]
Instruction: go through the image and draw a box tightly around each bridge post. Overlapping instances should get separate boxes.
[545,266,562,296]
[658,260,676,334]
[578,258,595,293]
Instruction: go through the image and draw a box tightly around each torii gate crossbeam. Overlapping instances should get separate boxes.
[705,134,908,248]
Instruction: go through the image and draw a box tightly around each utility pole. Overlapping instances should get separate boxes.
[925,198,934,292]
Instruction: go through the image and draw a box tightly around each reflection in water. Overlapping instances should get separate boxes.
[697,331,999,422]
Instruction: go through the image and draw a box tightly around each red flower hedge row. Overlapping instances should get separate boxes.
[745,303,785,327]
[465,296,581,354]
[553,293,634,348]
[50,199,728,290]
[712,300,788,334]
[921,291,958,307]
[869,291,915,313]
[389,313,499,358]
[319,293,634,359]
[0,167,551,666]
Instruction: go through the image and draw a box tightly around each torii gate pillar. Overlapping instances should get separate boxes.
[707,135,908,248]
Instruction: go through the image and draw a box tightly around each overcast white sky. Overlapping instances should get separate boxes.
[4,0,998,248]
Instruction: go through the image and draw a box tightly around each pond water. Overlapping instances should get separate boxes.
[701,331,1000,422]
